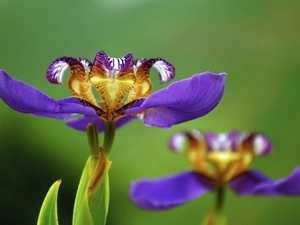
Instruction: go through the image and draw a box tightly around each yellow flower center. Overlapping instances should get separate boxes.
[67,58,154,121]
[47,53,174,122]
[186,135,255,186]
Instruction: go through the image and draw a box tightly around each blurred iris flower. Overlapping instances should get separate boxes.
[0,50,226,132]
[130,130,300,210]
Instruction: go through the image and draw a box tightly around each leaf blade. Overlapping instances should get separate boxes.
[37,180,61,225]
[72,157,94,225]
[73,151,111,225]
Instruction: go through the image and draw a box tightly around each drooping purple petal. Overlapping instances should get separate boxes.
[0,70,97,118]
[66,115,138,132]
[229,168,300,196]
[116,98,146,113]
[130,171,214,210]
[32,97,98,119]
[123,72,226,128]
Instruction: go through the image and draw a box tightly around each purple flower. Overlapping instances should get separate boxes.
[0,50,226,132]
[130,130,300,210]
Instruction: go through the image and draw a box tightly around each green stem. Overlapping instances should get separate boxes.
[86,123,100,170]
[216,187,225,215]
[103,121,116,154]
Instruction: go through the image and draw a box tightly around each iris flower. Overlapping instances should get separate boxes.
[0,51,226,132]
[130,130,300,210]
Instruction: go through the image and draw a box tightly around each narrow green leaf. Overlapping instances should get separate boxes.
[37,180,61,225]
[72,157,94,225]
[88,163,110,224]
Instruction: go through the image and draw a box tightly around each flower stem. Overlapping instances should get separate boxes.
[86,123,99,156]
[103,121,116,154]
[86,123,100,170]
[216,187,225,214]
[205,187,226,225]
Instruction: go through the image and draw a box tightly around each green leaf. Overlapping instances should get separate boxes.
[72,157,94,225]
[73,149,111,225]
[37,180,61,225]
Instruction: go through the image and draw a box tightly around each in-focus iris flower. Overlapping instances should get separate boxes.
[130,130,300,210]
[0,51,226,131]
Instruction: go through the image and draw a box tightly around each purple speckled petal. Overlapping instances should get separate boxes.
[168,132,187,153]
[134,58,175,83]
[253,134,273,155]
[168,130,204,153]
[227,130,240,150]
[206,130,240,151]
[66,115,137,132]
[133,58,146,69]
[130,171,214,210]
[92,50,133,72]
[206,131,218,151]
[124,72,226,128]
[0,70,97,118]
[46,57,87,85]
[77,57,93,72]
[229,168,300,196]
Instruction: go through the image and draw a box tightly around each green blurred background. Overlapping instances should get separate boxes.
[0,0,299,224]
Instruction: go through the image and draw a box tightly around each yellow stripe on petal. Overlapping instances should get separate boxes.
[47,57,96,105]
[127,79,152,103]
[90,70,135,120]
[128,57,175,102]
[67,62,96,105]
[127,63,153,102]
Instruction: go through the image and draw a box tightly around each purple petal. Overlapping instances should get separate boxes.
[32,98,98,119]
[168,130,204,153]
[168,132,187,153]
[253,134,273,155]
[134,58,175,83]
[130,171,214,210]
[77,57,93,72]
[229,168,300,196]
[46,57,86,85]
[124,72,226,128]
[92,50,133,72]
[227,130,240,150]
[151,58,175,83]
[133,58,146,69]
[0,70,97,118]
[66,115,137,132]
[116,98,146,113]
[206,130,240,151]
[206,131,219,151]
[119,53,134,71]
